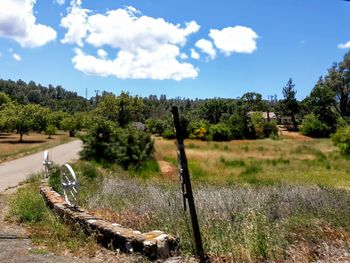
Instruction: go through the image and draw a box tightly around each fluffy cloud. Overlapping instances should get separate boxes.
[195,39,216,59]
[73,46,198,80]
[338,41,350,49]
[60,2,89,47]
[0,0,56,47]
[13,53,21,61]
[61,5,199,80]
[209,26,258,55]
[191,49,200,60]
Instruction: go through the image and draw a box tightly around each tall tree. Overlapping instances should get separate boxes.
[325,51,350,117]
[304,77,338,130]
[279,78,299,129]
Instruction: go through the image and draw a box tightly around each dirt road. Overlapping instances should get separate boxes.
[0,140,82,192]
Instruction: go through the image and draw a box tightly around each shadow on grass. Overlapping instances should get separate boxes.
[0,140,46,144]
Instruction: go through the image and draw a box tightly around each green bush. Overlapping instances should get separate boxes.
[300,114,331,138]
[332,125,350,154]
[209,123,231,141]
[9,180,47,223]
[145,118,166,135]
[162,129,176,139]
[80,117,154,169]
[263,121,278,138]
[45,124,56,139]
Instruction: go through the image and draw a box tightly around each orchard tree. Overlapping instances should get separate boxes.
[61,114,82,137]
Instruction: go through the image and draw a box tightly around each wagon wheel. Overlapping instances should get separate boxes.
[60,164,78,207]
[42,150,53,178]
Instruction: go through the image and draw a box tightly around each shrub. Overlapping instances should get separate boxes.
[226,114,245,139]
[263,121,278,138]
[80,117,154,169]
[209,123,231,141]
[300,114,331,138]
[332,125,350,154]
[145,118,166,135]
[162,129,176,139]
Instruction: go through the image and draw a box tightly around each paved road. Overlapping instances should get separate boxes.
[0,140,82,192]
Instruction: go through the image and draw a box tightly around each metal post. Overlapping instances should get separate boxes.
[171,106,206,262]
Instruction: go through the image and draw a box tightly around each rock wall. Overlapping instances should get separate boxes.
[39,179,179,260]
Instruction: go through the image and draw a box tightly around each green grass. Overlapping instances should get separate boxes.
[8,175,98,256]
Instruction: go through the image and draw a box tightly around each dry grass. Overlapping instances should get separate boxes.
[154,137,350,188]
[75,169,350,262]
[0,131,73,163]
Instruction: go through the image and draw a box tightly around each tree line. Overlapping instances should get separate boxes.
[1,51,350,167]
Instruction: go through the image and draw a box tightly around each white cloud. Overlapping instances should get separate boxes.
[209,26,258,55]
[195,39,216,59]
[338,40,350,49]
[60,1,89,47]
[61,5,199,80]
[73,46,198,80]
[97,48,108,59]
[0,0,56,47]
[191,48,200,60]
[180,53,188,60]
[13,53,21,61]
[55,0,65,5]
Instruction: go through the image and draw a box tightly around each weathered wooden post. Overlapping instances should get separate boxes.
[171,106,206,262]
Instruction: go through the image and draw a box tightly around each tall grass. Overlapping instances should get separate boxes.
[75,168,350,261]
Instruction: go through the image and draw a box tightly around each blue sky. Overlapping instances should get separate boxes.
[0,0,349,100]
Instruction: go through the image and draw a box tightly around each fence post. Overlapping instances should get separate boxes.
[171,106,206,262]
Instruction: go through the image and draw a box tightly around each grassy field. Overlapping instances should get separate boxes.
[0,131,73,163]
[154,136,350,188]
[45,136,350,262]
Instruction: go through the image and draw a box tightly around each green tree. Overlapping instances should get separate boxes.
[5,104,46,142]
[61,114,82,137]
[45,124,56,139]
[303,77,338,131]
[325,51,350,117]
[279,78,299,130]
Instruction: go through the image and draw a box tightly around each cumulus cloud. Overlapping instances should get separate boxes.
[61,5,199,80]
[60,1,89,47]
[73,46,198,80]
[191,49,200,60]
[0,0,56,47]
[195,39,216,59]
[13,53,21,61]
[338,40,350,49]
[209,26,258,55]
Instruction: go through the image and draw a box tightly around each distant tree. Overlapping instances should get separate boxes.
[61,114,82,137]
[279,78,299,129]
[0,92,12,109]
[5,104,46,142]
[199,99,228,124]
[45,124,56,139]
[303,77,338,131]
[325,51,350,117]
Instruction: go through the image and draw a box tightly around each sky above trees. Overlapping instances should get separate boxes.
[0,0,349,100]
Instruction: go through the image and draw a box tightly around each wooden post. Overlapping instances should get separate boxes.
[171,106,206,262]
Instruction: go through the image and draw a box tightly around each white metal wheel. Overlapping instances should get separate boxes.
[60,164,78,207]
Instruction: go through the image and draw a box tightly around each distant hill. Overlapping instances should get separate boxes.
[0,78,92,113]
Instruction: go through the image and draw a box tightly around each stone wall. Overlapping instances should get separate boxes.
[39,179,179,260]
